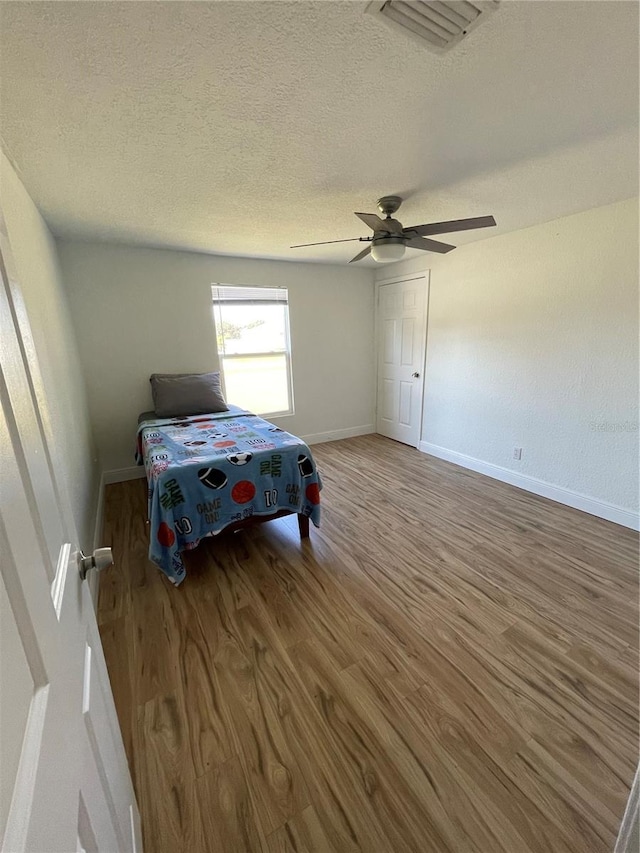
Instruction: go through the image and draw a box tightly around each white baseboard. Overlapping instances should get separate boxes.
[419,441,639,531]
[103,466,146,485]
[100,428,375,485]
[301,424,375,445]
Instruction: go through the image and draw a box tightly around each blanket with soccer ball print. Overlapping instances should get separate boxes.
[135,407,321,584]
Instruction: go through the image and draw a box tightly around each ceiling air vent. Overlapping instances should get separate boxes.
[366,1,500,52]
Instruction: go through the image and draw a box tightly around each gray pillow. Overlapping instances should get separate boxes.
[150,372,229,417]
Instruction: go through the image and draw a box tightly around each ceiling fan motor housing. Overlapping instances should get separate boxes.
[373,234,405,246]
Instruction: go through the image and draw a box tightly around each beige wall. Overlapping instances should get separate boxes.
[377,197,639,515]
[1,153,98,547]
[57,240,376,474]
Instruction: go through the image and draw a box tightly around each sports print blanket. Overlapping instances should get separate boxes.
[135,408,322,584]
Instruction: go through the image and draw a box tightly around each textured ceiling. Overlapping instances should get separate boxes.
[0,1,638,265]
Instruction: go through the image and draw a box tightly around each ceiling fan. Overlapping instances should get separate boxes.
[291,196,496,263]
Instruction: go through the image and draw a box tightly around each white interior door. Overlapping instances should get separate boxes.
[376,273,429,447]
[0,207,141,852]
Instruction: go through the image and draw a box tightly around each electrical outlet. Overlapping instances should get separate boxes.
[513,447,523,460]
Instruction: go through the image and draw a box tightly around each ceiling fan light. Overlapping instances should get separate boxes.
[371,238,406,263]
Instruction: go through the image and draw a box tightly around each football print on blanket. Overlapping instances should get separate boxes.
[198,467,228,489]
[298,454,314,477]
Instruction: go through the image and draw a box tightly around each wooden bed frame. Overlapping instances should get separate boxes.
[146,508,310,541]
[223,509,309,539]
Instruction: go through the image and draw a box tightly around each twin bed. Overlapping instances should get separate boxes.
[135,404,322,584]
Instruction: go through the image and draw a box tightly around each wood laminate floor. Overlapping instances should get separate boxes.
[98,434,639,853]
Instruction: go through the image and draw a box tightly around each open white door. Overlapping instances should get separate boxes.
[0,207,142,852]
[615,766,639,853]
[376,273,429,447]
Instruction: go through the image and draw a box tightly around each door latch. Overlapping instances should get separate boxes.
[78,547,113,581]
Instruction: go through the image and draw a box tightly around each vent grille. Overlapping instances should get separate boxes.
[367,1,500,52]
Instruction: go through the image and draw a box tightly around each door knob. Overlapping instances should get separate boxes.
[78,547,113,580]
[412,372,420,378]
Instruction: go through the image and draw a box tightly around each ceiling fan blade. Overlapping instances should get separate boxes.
[407,236,456,254]
[355,212,386,232]
[404,215,496,238]
[290,237,369,248]
[349,244,372,264]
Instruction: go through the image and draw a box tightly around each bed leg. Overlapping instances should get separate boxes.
[297,513,310,539]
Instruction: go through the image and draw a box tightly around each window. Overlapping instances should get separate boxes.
[211,284,293,417]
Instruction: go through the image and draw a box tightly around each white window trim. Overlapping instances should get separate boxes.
[212,284,295,418]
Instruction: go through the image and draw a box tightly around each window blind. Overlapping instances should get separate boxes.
[211,285,288,305]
